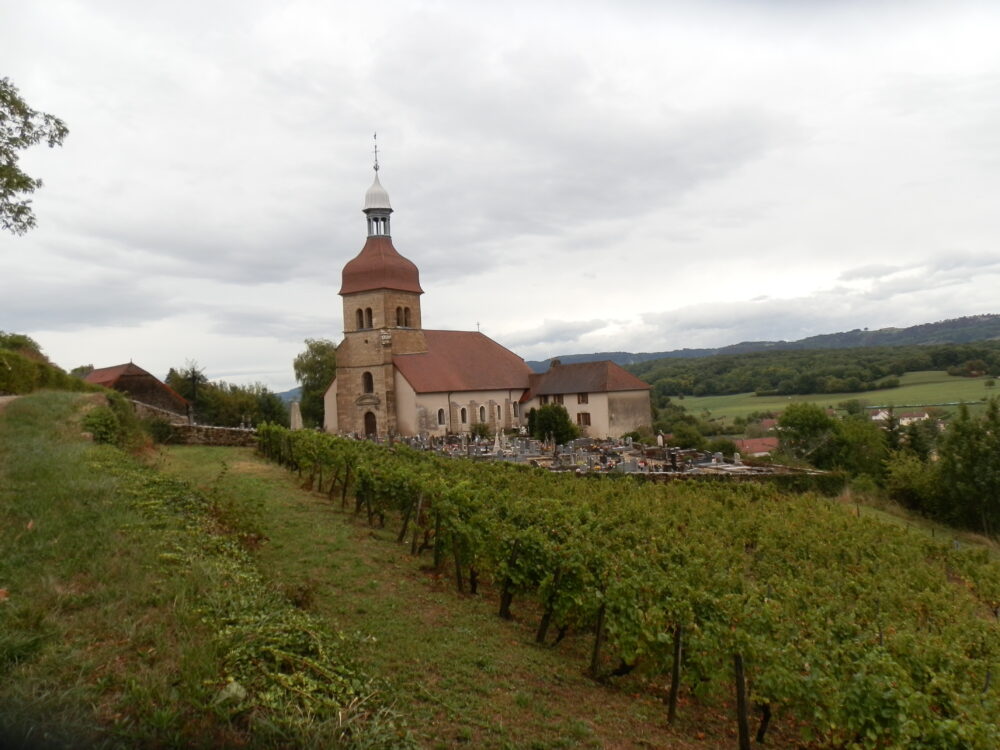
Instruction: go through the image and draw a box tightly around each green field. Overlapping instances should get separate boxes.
[678,370,997,422]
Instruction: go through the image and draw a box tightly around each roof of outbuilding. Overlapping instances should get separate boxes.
[84,362,189,405]
[734,437,779,455]
[393,330,532,393]
[340,236,423,295]
[520,360,651,402]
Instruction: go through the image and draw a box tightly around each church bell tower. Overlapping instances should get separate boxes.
[332,145,426,438]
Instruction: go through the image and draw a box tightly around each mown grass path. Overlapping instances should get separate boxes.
[160,445,800,750]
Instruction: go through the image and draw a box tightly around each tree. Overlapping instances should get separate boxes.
[165,361,288,427]
[531,404,579,445]
[1,78,68,235]
[778,403,837,465]
[70,364,94,379]
[936,400,1000,535]
[831,416,887,479]
[293,338,338,428]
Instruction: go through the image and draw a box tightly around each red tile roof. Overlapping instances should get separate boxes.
[83,363,137,387]
[734,437,779,455]
[84,362,189,405]
[340,236,423,295]
[393,330,532,393]
[520,360,650,402]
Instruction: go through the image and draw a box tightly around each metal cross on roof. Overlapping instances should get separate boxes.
[373,132,379,172]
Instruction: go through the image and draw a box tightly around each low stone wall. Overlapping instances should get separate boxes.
[131,399,189,425]
[171,424,257,447]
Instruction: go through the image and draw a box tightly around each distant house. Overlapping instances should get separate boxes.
[734,437,779,457]
[871,409,931,427]
[518,360,652,439]
[84,363,189,421]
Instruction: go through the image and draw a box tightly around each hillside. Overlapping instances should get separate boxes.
[7,392,1000,748]
[629,340,1000,404]
[526,313,1000,372]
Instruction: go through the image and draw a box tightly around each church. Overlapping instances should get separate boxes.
[323,164,651,440]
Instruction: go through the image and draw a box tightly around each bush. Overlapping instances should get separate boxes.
[142,417,175,444]
[470,422,491,439]
[82,406,121,444]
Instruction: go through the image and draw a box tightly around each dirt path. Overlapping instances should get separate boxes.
[0,395,20,413]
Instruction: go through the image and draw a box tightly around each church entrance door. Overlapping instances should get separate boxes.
[364,411,377,437]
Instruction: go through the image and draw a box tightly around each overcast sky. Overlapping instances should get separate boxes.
[4,0,999,391]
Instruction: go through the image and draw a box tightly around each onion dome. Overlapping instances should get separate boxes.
[340,235,423,295]
[364,173,392,211]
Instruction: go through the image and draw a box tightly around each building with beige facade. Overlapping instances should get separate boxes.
[323,167,651,440]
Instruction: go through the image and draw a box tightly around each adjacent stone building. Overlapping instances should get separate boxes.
[324,167,651,439]
[518,360,653,438]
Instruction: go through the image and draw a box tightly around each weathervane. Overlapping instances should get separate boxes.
[373,132,379,172]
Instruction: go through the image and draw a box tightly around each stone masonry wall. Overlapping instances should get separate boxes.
[171,424,257,447]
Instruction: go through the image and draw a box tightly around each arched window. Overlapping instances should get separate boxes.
[496,405,501,421]
[460,408,467,424]
[513,402,519,418]
[362,371,374,393]
[356,309,364,330]
[404,307,411,327]
[364,308,373,328]
[479,405,486,423]
[395,307,402,326]
[437,408,445,426]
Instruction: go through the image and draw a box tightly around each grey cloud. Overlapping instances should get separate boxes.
[193,306,337,341]
[502,319,609,349]
[1,276,175,332]
[839,264,904,281]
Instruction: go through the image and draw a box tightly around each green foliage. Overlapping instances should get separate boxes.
[936,400,1000,535]
[778,402,837,463]
[0,77,69,235]
[0,393,409,747]
[142,416,175,444]
[831,416,887,479]
[668,422,706,450]
[257,423,1000,748]
[0,330,43,357]
[630,339,1000,405]
[470,421,491,439]
[705,437,738,456]
[885,451,939,513]
[531,403,579,444]
[81,405,120,444]
[0,338,96,396]
[293,338,338,428]
[166,361,288,428]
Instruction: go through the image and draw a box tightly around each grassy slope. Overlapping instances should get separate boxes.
[0,393,404,749]
[159,445,764,750]
[0,392,221,747]
[679,370,997,421]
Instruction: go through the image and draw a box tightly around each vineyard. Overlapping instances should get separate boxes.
[258,424,1000,749]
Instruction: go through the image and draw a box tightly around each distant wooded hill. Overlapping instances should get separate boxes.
[526,314,1000,372]
[629,340,1000,405]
